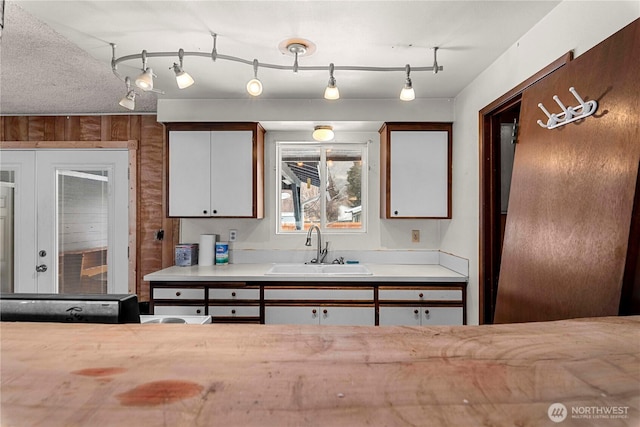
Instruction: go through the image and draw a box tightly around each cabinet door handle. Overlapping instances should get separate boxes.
[424,309,430,316]
[312,309,317,314]
[175,291,181,297]
[212,209,218,214]
[323,309,328,315]
[203,210,208,214]
[196,309,201,314]
[414,309,419,314]
[394,210,399,215]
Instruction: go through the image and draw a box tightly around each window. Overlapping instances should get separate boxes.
[277,142,367,233]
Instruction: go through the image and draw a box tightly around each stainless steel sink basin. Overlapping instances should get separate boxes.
[265,263,372,276]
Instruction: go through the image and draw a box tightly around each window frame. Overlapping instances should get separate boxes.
[276,141,368,234]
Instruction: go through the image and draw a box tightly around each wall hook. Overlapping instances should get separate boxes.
[537,87,598,130]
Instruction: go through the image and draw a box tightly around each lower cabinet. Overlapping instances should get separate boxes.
[148,281,466,325]
[379,307,464,326]
[265,306,375,325]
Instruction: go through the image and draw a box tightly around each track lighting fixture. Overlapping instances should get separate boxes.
[312,125,334,142]
[172,48,194,89]
[324,63,339,100]
[118,77,136,110]
[110,34,443,106]
[400,64,415,101]
[246,59,263,96]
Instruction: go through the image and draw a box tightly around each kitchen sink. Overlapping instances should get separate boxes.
[265,263,372,276]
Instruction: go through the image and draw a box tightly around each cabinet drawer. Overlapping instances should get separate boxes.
[209,305,260,317]
[209,288,260,300]
[153,305,205,315]
[264,288,373,301]
[378,289,462,301]
[153,288,205,300]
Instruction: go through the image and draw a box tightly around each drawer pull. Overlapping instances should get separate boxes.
[231,309,236,314]
[231,292,236,297]
[418,293,424,298]
[196,309,201,314]
[175,291,181,297]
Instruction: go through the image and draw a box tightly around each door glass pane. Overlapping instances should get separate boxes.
[325,148,363,230]
[57,169,109,294]
[0,172,15,293]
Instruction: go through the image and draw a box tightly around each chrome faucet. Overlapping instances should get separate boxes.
[305,225,327,264]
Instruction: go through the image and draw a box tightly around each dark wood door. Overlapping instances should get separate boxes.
[494,19,640,323]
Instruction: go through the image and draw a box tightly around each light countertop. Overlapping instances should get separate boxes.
[143,263,467,283]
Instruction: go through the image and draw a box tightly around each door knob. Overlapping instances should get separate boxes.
[36,264,48,272]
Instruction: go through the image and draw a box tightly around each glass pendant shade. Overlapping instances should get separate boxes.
[324,84,340,100]
[135,68,154,91]
[246,78,263,96]
[400,81,415,101]
[118,91,135,110]
[173,64,194,89]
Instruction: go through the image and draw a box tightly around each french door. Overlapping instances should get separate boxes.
[0,149,129,294]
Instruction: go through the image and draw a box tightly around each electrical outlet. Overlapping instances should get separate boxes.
[229,229,237,242]
[411,230,420,243]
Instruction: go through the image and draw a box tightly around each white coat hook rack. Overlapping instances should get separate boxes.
[537,87,598,130]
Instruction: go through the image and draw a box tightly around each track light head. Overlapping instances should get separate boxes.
[246,59,263,96]
[119,90,136,110]
[172,63,194,89]
[135,68,154,91]
[324,63,340,100]
[400,64,415,101]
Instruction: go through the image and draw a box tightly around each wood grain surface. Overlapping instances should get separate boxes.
[2,317,638,426]
[494,20,640,323]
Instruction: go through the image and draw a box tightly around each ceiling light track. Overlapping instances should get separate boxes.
[111,34,443,110]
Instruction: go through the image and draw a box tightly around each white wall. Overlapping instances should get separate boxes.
[441,2,639,325]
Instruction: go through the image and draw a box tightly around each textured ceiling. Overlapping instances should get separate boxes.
[0,1,563,116]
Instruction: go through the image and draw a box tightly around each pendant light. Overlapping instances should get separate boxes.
[246,59,263,96]
[400,64,415,101]
[324,63,340,100]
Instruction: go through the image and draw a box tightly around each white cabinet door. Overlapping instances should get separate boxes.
[210,131,253,216]
[168,131,211,217]
[379,306,463,326]
[379,307,421,326]
[421,307,463,325]
[265,306,320,324]
[319,306,375,326]
[389,130,449,218]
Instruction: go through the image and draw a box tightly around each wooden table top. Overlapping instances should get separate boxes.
[1,316,639,426]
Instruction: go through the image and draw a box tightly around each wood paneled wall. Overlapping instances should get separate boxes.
[0,115,176,302]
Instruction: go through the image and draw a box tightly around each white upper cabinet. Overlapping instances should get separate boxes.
[167,123,264,218]
[380,123,452,219]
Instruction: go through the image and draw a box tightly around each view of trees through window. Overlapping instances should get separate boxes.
[278,143,366,233]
